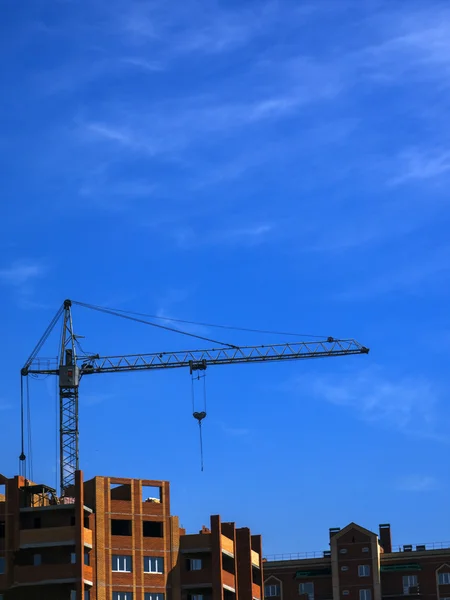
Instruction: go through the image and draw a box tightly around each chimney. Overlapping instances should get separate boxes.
[329,527,340,540]
[379,524,392,553]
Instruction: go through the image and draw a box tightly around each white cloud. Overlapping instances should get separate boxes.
[222,425,250,437]
[172,223,274,249]
[390,149,450,185]
[82,393,114,407]
[120,57,164,72]
[115,0,297,57]
[0,261,47,286]
[363,10,450,82]
[338,246,450,299]
[396,475,438,492]
[293,367,448,443]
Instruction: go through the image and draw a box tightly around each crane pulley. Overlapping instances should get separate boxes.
[21,299,369,495]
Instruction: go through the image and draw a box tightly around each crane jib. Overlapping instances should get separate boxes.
[20,297,369,496]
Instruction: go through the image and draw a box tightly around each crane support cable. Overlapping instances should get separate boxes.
[75,304,332,339]
[72,301,239,349]
[21,304,65,374]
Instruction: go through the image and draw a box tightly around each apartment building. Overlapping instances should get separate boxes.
[179,515,263,600]
[263,523,450,600]
[0,471,263,600]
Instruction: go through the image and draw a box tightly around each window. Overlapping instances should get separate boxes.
[142,485,162,503]
[144,556,164,573]
[143,521,164,538]
[341,566,349,572]
[33,554,42,566]
[112,555,132,572]
[403,575,418,594]
[343,592,349,596]
[110,482,132,501]
[265,585,281,597]
[85,590,91,600]
[34,517,41,529]
[191,596,203,600]
[111,519,132,536]
[113,594,133,600]
[362,547,370,553]
[71,552,76,564]
[299,582,314,600]
[359,565,370,577]
[360,590,371,600]
[145,595,164,600]
[84,551,90,566]
[70,591,76,600]
[0,557,5,573]
[439,573,450,585]
[340,549,348,554]
[187,558,202,571]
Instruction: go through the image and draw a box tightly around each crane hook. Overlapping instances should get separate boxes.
[193,411,206,471]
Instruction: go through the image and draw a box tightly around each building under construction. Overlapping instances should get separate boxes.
[1,300,368,599]
[0,471,263,600]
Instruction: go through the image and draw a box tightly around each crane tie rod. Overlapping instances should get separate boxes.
[72,301,239,349]
[73,305,332,340]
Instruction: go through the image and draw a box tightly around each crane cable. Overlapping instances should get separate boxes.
[19,376,26,477]
[72,301,239,349]
[73,302,331,339]
[191,371,207,472]
[26,376,33,482]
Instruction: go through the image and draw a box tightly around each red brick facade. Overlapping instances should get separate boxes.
[0,471,262,600]
[263,523,450,600]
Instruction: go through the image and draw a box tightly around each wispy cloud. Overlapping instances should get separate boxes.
[396,475,438,492]
[338,245,450,299]
[0,261,47,286]
[115,0,297,57]
[120,57,164,72]
[362,9,450,83]
[172,223,274,249]
[79,177,156,210]
[81,79,338,158]
[0,399,12,412]
[390,149,450,185]
[292,367,448,443]
[82,393,115,407]
[0,260,48,309]
[222,425,250,437]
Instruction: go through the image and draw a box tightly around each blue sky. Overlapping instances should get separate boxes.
[1,0,450,555]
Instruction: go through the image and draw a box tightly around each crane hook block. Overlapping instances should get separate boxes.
[193,411,207,422]
[189,359,207,374]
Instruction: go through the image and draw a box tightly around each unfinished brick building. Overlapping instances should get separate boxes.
[263,523,450,600]
[0,471,263,600]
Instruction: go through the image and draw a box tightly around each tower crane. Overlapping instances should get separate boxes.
[20,299,369,496]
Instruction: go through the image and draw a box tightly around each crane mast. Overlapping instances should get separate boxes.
[21,299,369,496]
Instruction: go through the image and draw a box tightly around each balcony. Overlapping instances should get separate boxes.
[84,528,92,547]
[20,526,76,548]
[13,563,77,586]
[221,535,234,556]
[19,526,93,548]
[223,570,236,591]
